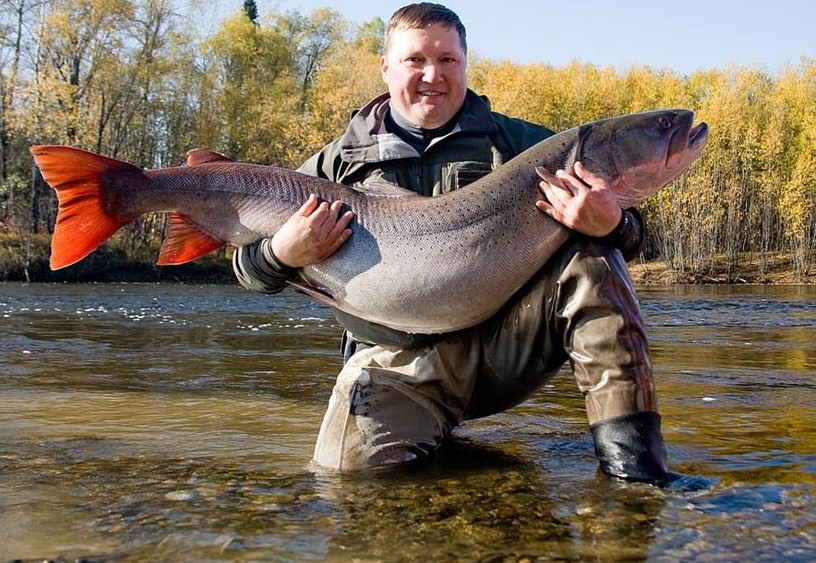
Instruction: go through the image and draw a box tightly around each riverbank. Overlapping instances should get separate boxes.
[628,251,815,285]
[1,233,813,285]
[0,233,235,284]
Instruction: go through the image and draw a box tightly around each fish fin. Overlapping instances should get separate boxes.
[157,212,226,265]
[350,183,420,198]
[534,166,561,185]
[287,279,339,308]
[186,149,234,166]
[29,145,143,270]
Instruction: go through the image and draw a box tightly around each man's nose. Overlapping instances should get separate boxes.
[422,62,441,82]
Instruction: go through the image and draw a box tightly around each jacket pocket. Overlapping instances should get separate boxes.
[441,161,494,193]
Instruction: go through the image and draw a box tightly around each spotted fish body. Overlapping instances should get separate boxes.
[31,109,708,334]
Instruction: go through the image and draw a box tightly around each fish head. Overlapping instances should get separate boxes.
[577,110,709,208]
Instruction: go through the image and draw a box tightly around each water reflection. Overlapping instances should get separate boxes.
[1,283,816,560]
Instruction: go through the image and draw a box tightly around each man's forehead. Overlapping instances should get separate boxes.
[388,25,464,55]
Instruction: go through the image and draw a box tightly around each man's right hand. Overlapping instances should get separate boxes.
[270,194,354,268]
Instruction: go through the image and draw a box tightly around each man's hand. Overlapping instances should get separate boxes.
[270,194,354,268]
[535,161,622,237]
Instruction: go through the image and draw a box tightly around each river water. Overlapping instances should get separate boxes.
[1,282,815,561]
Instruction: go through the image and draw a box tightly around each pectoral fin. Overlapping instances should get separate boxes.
[287,280,339,308]
[534,166,560,186]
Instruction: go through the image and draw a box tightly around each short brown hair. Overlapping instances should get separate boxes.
[384,3,467,55]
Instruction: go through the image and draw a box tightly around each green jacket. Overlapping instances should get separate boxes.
[297,89,555,194]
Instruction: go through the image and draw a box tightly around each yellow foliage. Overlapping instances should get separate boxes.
[5,1,815,275]
[284,44,382,166]
[201,12,300,164]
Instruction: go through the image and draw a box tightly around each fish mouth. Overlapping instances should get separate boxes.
[667,113,709,169]
[688,122,709,149]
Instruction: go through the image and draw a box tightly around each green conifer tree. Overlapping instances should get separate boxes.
[243,0,259,25]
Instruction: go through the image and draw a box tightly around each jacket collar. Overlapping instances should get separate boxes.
[339,89,498,164]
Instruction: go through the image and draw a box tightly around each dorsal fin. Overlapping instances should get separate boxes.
[186,149,234,166]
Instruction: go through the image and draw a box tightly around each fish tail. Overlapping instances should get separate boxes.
[30,145,142,270]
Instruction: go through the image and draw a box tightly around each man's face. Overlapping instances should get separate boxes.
[381,23,467,129]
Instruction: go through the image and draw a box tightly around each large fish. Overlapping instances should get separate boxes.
[30,109,708,334]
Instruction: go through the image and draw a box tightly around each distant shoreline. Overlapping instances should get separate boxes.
[627,253,815,285]
[1,234,813,285]
[3,256,814,286]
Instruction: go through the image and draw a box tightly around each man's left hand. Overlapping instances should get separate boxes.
[535,161,622,237]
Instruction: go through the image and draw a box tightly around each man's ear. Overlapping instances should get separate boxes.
[380,56,389,83]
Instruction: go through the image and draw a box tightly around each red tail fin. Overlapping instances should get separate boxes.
[30,145,142,270]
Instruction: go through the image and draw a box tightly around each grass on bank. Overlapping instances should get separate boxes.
[628,253,815,285]
[0,231,235,283]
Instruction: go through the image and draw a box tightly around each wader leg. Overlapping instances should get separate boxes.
[312,336,479,471]
[557,240,659,425]
[469,238,666,480]
[468,238,659,425]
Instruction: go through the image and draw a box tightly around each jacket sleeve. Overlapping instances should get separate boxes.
[599,207,646,262]
[233,237,299,294]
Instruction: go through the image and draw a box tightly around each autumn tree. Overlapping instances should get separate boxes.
[0,0,41,226]
[202,10,298,164]
[282,18,384,165]
[354,16,384,54]
[775,60,816,276]
[273,8,346,109]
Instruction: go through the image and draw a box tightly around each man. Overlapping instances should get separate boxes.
[234,3,672,483]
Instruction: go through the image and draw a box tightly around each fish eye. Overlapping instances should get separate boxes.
[658,116,673,129]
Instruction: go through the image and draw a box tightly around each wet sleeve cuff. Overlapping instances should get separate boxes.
[233,238,299,294]
[600,207,646,262]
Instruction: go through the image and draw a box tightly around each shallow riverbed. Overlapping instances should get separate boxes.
[1,283,815,561]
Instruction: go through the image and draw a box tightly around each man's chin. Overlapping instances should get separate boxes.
[410,108,454,129]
